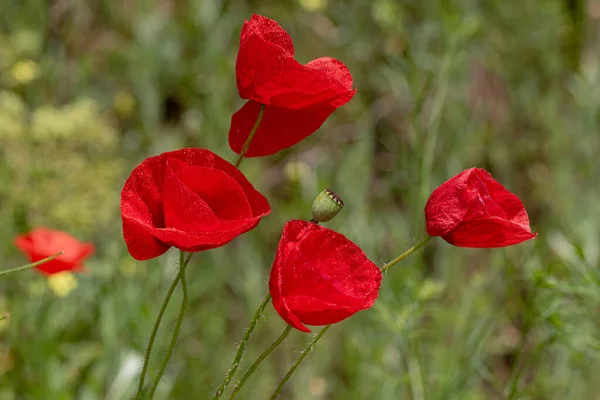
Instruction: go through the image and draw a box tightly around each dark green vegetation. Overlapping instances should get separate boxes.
[1,1,599,399]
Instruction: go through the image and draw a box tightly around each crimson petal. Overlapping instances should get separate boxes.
[229,101,340,157]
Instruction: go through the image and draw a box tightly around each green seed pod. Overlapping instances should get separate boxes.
[311,189,344,223]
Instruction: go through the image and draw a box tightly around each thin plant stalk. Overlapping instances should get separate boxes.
[228,325,293,400]
[212,293,272,399]
[234,103,265,168]
[0,251,63,277]
[269,235,433,399]
[381,236,432,273]
[269,325,331,400]
[148,250,190,398]
[212,102,269,399]
[135,252,192,400]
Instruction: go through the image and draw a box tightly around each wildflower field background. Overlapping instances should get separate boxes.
[1,1,600,399]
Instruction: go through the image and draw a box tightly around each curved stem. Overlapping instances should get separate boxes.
[269,236,433,399]
[148,250,190,398]
[229,324,293,400]
[135,277,180,400]
[270,325,330,400]
[212,293,272,399]
[234,103,265,168]
[0,252,63,277]
[135,252,192,400]
[381,236,432,273]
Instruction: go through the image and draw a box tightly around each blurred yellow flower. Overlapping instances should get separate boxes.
[299,0,327,12]
[47,272,79,298]
[9,59,40,84]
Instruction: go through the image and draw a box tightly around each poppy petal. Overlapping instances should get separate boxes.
[444,217,537,248]
[236,14,295,101]
[425,169,472,237]
[122,217,170,261]
[269,57,355,109]
[229,101,338,157]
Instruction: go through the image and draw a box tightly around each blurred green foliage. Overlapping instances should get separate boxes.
[0,0,599,399]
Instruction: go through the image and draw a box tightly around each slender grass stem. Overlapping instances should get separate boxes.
[0,252,63,277]
[148,250,190,398]
[213,293,272,399]
[234,103,265,168]
[381,236,432,273]
[269,324,330,400]
[213,108,269,396]
[229,325,293,400]
[135,252,192,400]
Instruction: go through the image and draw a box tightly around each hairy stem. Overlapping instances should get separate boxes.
[135,251,192,400]
[234,103,265,168]
[229,325,293,400]
[269,324,330,400]
[0,251,63,277]
[148,250,190,398]
[213,293,272,399]
[381,236,432,273]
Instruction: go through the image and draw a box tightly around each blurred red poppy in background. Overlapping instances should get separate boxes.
[121,148,270,260]
[425,168,537,248]
[229,14,356,157]
[15,228,94,275]
[269,220,381,332]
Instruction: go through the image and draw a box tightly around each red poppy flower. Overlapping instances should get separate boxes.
[120,148,270,260]
[269,220,381,332]
[229,14,356,157]
[14,228,94,275]
[425,168,537,248]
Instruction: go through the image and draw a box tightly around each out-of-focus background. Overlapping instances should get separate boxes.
[1,0,599,399]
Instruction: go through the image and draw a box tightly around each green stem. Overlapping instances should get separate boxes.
[0,252,63,277]
[269,325,331,400]
[229,325,293,400]
[212,293,272,399]
[269,236,433,399]
[381,236,432,273]
[148,250,190,398]
[135,252,192,400]
[234,103,265,168]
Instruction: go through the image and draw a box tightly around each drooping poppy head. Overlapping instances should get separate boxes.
[120,148,271,260]
[269,220,382,332]
[229,14,356,158]
[14,228,94,275]
[425,168,537,248]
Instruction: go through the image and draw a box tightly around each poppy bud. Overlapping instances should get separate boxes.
[311,189,344,223]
